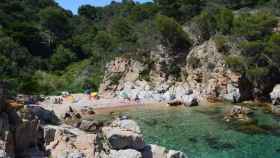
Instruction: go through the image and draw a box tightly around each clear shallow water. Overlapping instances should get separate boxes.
[95,104,280,158]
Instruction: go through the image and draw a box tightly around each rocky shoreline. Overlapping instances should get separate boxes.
[0,88,187,158]
[1,80,280,157]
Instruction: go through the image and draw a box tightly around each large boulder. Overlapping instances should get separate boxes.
[46,125,96,158]
[111,119,141,133]
[147,144,167,158]
[181,95,198,107]
[142,144,187,158]
[28,106,60,125]
[222,83,241,103]
[167,150,186,158]
[270,84,280,105]
[102,127,145,150]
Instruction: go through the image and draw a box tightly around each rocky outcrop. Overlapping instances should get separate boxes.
[46,125,96,158]
[102,126,145,150]
[42,117,187,158]
[98,119,186,158]
[99,39,244,104]
[0,105,47,158]
[185,40,241,102]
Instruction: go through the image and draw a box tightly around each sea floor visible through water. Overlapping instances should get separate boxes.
[93,103,280,158]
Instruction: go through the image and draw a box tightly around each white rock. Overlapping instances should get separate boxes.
[222,84,241,103]
[109,149,142,158]
[142,144,168,158]
[167,150,187,158]
[270,84,280,105]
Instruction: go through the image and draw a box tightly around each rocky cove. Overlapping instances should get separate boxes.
[2,88,280,158]
[2,37,280,158]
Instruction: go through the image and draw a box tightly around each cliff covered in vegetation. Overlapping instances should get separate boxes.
[1,0,280,100]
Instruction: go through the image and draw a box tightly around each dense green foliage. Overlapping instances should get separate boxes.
[1,0,280,96]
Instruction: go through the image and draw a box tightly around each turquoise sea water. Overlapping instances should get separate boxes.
[96,104,280,158]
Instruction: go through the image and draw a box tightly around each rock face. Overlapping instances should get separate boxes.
[99,39,244,103]
[0,105,48,158]
[185,40,241,102]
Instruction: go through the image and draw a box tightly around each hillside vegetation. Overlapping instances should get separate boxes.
[1,0,280,96]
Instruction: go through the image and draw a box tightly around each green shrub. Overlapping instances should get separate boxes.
[225,55,244,72]
[51,45,77,70]
[109,73,123,86]
[155,15,191,52]
[214,36,228,52]
[188,56,201,69]
[233,12,278,40]
[139,69,151,81]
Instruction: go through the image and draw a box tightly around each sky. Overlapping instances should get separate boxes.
[56,0,153,14]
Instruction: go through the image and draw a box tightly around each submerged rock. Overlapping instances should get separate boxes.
[224,106,253,122]
[181,95,198,107]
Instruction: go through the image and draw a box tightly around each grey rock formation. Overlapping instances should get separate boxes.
[111,119,141,133]
[99,39,244,104]
[102,127,145,150]
[28,106,60,125]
